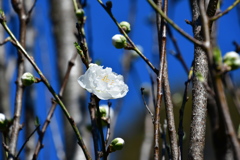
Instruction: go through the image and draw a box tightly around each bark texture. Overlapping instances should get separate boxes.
[188,0,208,159]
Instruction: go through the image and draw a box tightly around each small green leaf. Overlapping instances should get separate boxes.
[213,47,222,67]
[35,116,40,126]
[195,72,204,82]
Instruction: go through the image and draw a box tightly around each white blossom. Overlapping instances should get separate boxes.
[78,63,128,100]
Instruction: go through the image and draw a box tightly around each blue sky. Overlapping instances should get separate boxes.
[2,0,240,159]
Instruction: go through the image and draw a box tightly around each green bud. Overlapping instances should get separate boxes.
[120,21,131,33]
[195,72,204,82]
[96,105,112,127]
[108,137,125,153]
[112,34,127,49]
[76,9,84,19]
[223,51,240,71]
[21,72,36,86]
[99,106,107,118]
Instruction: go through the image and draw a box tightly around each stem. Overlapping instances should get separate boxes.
[209,0,240,21]
[8,1,27,159]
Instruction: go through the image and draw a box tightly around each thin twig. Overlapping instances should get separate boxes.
[223,74,240,116]
[32,53,80,160]
[7,1,27,159]
[153,0,166,158]
[141,88,154,122]
[209,0,240,21]
[160,1,178,159]
[167,25,189,74]
[26,0,37,24]
[16,125,40,159]
[0,37,15,46]
[147,0,203,46]
[105,101,112,147]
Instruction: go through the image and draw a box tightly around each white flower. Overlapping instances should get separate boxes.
[0,113,5,122]
[78,63,129,100]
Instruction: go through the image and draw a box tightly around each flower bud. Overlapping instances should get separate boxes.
[108,137,125,153]
[76,9,84,19]
[21,72,36,86]
[223,51,240,71]
[112,34,127,49]
[99,106,107,118]
[120,21,131,33]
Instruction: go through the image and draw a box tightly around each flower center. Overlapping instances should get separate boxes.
[101,75,114,85]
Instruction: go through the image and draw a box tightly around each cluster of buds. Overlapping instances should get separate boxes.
[112,21,131,49]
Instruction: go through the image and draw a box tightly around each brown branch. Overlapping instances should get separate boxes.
[209,0,240,21]
[8,0,27,159]
[16,125,40,159]
[153,0,164,158]
[104,101,112,147]
[88,95,101,159]
[141,88,154,122]
[223,74,240,116]
[167,25,189,74]
[200,1,240,159]
[0,37,15,46]
[187,1,209,159]
[160,1,178,159]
